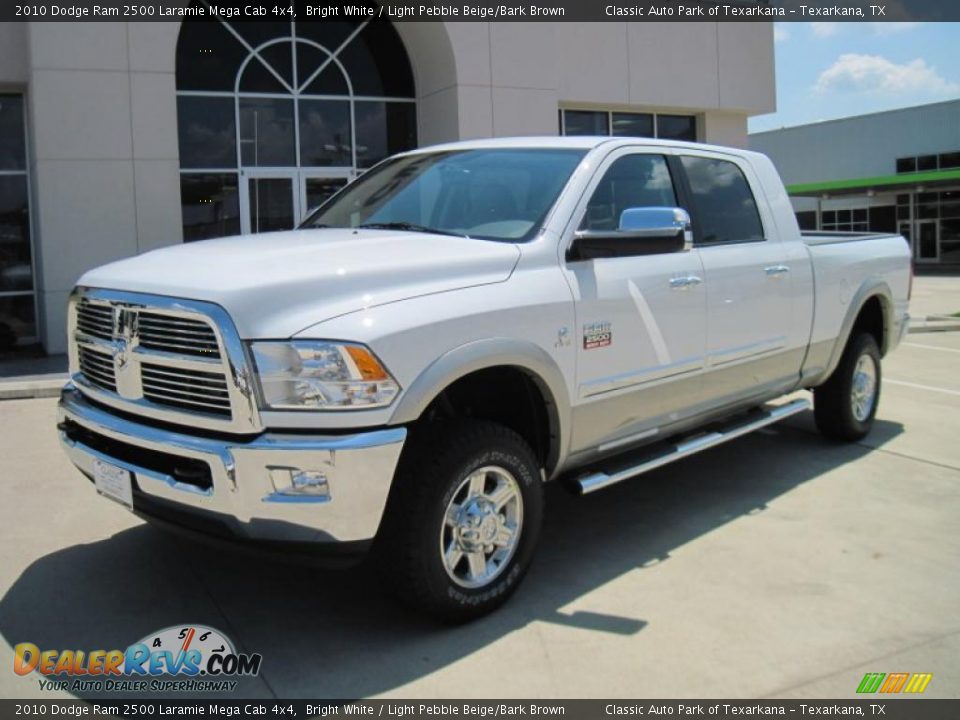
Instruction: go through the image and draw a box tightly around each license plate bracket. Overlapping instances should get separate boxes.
[93,458,134,510]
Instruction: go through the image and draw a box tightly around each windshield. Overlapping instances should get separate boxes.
[300,148,586,242]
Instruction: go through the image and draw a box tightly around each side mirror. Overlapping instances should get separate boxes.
[569,207,693,261]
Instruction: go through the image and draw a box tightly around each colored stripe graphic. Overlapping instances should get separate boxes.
[857,672,932,694]
[904,673,933,694]
[880,673,909,693]
[857,673,885,694]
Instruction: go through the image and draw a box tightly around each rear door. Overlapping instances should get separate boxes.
[562,148,707,454]
[677,152,805,408]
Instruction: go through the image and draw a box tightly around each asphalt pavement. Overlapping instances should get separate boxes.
[1,330,958,700]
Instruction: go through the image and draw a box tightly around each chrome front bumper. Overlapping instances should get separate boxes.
[58,385,406,546]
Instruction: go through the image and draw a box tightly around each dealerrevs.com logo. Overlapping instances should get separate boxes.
[14,624,262,693]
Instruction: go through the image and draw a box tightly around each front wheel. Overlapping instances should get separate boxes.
[376,420,544,622]
[814,332,882,441]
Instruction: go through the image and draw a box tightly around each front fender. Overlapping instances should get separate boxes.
[387,337,571,476]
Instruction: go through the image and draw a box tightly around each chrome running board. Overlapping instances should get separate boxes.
[575,398,811,495]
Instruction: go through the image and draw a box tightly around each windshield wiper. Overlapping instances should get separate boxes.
[358,222,468,238]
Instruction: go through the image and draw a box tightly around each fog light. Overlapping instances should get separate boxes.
[266,467,331,503]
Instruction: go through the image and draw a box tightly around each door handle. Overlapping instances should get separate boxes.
[670,275,703,289]
[765,265,790,277]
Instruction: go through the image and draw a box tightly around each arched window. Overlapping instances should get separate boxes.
[176,4,417,240]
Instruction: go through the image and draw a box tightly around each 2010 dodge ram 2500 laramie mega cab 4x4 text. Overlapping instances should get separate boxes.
[58,137,911,620]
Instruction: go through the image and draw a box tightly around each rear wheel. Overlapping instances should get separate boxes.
[376,420,544,622]
[814,332,881,441]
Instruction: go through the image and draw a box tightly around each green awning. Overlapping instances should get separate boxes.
[787,168,960,196]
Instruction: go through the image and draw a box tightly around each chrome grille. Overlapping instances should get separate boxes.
[137,312,221,358]
[69,290,260,432]
[141,363,232,416]
[77,346,116,392]
[76,302,114,341]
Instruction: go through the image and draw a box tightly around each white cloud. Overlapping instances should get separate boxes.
[870,22,921,36]
[774,23,790,43]
[814,53,960,95]
[811,22,840,38]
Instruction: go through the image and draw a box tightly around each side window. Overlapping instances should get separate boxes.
[680,156,765,244]
[579,154,677,232]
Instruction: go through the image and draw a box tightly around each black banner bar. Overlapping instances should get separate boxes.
[2,700,960,720]
[5,0,960,23]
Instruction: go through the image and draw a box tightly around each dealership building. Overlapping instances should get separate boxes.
[0,13,774,356]
[751,99,960,268]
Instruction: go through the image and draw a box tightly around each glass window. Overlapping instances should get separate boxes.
[340,22,415,97]
[896,157,916,174]
[299,100,351,167]
[175,20,248,92]
[304,177,348,216]
[355,101,416,169]
[239,97,296,167]
[611,112,654,138]
[657,115,697,141]
[939,152,960,170]
[292,13,360,50]
[238,56,288,93]
[180,174,240,242]
[300,51,349,96]
[302,148,586,242]
[868,206,896,233]
[248,177,295,233]
[896,205,911,221]
[230,21,292,58]
[940,190,960,219]
[896,193,910,206]
[917,155,938,172]
[177,96,237,169]
[917,192,939,220]
[853,208,868,222]
[796,211,817,231]
[0,175,32,292]
[838,209,851,223]
[680,156,764,244]
[563,111,608,136]
[580,154,677,232]
[0,95,26,171]
[0,294,36,353]
[176,13,418,239]
[822,210,837,224]
[940,219,960,263]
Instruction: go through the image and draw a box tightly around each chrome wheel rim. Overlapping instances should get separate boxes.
[851,353,878,422]
[440,465,524,589]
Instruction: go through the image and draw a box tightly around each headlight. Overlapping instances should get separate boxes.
[250,341,400,410]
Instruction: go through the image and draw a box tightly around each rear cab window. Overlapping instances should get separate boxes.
[679,156,765,245]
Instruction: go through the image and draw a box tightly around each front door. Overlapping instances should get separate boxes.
[563,149,707,455]
[240,171,352,234]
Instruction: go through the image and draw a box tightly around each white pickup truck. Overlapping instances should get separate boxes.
[58,137,911,620]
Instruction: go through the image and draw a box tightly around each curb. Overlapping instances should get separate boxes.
[908,317,960,334]
[0,378,67,401]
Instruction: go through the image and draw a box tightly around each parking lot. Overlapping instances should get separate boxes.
[1,330,958,700]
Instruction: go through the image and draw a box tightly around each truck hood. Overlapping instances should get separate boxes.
[79,229,521,338]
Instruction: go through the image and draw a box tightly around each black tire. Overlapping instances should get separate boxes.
[375,420,544,622]
[814,332,882,442]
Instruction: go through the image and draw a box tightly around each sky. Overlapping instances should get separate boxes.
[748,22,960,133]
